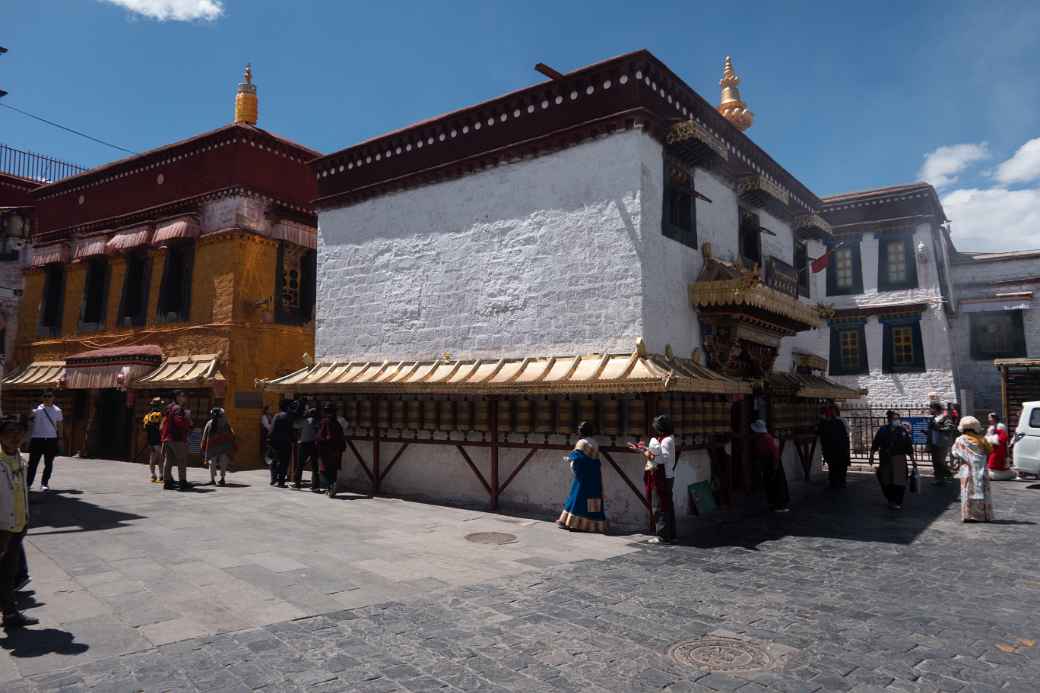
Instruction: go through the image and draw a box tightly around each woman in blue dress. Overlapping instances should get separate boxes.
[557,422,607,533]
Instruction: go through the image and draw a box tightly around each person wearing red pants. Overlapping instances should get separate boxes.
[0,415,37,629]
[644,415,678,544]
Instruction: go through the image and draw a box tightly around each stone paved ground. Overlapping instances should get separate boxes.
[3,458,1040,692]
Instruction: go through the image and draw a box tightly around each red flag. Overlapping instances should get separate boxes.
[810,252,829,273]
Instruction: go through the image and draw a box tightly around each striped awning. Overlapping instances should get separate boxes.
[133,353,225,389]
[2,361,66,389]
[73,235,110,260]
[152,216,200,246]
[272,220,316,249]
[31,243,70,267]
[64,345,164,390]
[106,225,152,254]
[261,350,750,396]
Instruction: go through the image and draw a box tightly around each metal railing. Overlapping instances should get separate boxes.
[842,403,933,462]
[0,143,86,182]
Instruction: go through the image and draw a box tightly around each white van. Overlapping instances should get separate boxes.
[1011,401,1040,478]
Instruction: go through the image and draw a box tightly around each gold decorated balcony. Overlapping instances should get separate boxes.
[793,212,834,241]
[736,174,790,218]
[665,119,730,167]
[690,268,824,335]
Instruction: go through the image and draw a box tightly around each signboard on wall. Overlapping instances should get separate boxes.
[906,416,930,445]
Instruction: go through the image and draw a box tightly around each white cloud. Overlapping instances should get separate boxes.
[918,142,990,189]
[99,0,224,21]
[942,186,1040,251]
[994,137,1040,185]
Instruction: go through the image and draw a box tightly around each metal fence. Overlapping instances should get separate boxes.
[0,143,86,182]
[842,403,933,463]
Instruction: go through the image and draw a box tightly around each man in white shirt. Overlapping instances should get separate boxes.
[27,390,63,491]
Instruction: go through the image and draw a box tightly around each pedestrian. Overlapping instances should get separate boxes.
[143,397,164,483]
[870,410,914,510]
[951,416,994,522]
[293,407,320,491]
[558,421,607,533]
[927,402,956,485]
[161,390,193,491]
[0,415,37,629]
[817,403,850,489]
[260,405,273,467]
[27,389,63,492]
[267,399,295,488]
[317,403,346,498]
[751,419,790,512]
[201,408,236,486]
[635,415,678,543]
[985,412,1013,480]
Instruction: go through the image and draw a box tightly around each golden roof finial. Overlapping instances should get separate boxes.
[234,63,258,125]
[718,56,753,131]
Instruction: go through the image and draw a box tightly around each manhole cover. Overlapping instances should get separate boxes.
[669,637,774,672]
[465,532,517,545]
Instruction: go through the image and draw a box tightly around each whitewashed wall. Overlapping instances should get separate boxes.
[316,131,648,361]
[793,223,957,404]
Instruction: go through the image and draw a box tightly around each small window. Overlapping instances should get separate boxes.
[661,157,697,248]
[739,207,761,268]
[970,311,1026,360]
[826,242,863,296]
[79,257,109,331]
[275,242,316,324]
[156,242,194,323]
[118,252,151,327]
[882,319,925,373]
[829,322,868,375]
[878,234,918,291]
[1029,407,1040,428]
[794,241,809,297]
[39,264,65,337]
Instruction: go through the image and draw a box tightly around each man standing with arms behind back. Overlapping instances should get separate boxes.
[27,390,62,492]
[161,390,193,491]
[927,401,956,486]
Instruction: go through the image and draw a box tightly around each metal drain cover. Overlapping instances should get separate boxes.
[465,532,517,545]
[669,637,774,672]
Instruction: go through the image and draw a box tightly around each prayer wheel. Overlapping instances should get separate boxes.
[376,399,390,430]
[438,399,455,432]
[456,399,473,431]
[602,398,620,436]
[390,398,405,429]
[358,398,372,429]
[475,399,489,432]
[421,399,438,430]
[534,397,553,433]
[405,399,421,430]
[515,398,532,433]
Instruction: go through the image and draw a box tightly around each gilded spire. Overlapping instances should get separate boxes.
[718,56,753,131]
[234,63,258,125]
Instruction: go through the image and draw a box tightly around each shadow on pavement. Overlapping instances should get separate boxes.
[0,627,89,659]
[27,489,144,536]
[679,471,961,549]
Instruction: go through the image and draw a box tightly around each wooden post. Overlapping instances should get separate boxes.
[1000,366,1009,428]
[489,397,500,511]
[372,396,382,495]
[643,393,658,533]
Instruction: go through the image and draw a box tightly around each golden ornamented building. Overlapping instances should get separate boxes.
[2,67,318,464]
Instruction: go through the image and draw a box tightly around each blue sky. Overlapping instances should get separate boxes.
[3,1,1039,250]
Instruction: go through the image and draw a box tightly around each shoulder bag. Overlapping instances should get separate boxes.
[41,406,64,455]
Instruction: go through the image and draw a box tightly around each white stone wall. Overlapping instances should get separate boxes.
[951,256,1040,416]
[793,223,957,404]
[316,132,648,361]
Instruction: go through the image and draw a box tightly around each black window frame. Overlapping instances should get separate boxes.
[826,241,863,296]
[794,240,810,298]
[661,156,697,249]
[78,256,110,332]
[828,320,869,376]
[274,241,317,325]
[969,310,1026,361]
[738,207,762,268]
[881,316,926,374]
[38,264,65,338]
[877,233,919,291]
[156,241,195,324]
[117,251,152,328]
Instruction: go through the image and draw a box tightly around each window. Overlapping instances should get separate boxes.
[826,241,863,296]
[970,311,1026,360]
[156,242,194,323]
[1029,407,1040,428]
[118,252,151,327]
[739,207,761,268]
[794,241,809,297]
[877,234,918,291]
[829,322,868,375]
[38,264,65,337]
[661,157,697,248]
[882,318,925,373]
[275,242,316,324]
[79,257,109,331]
